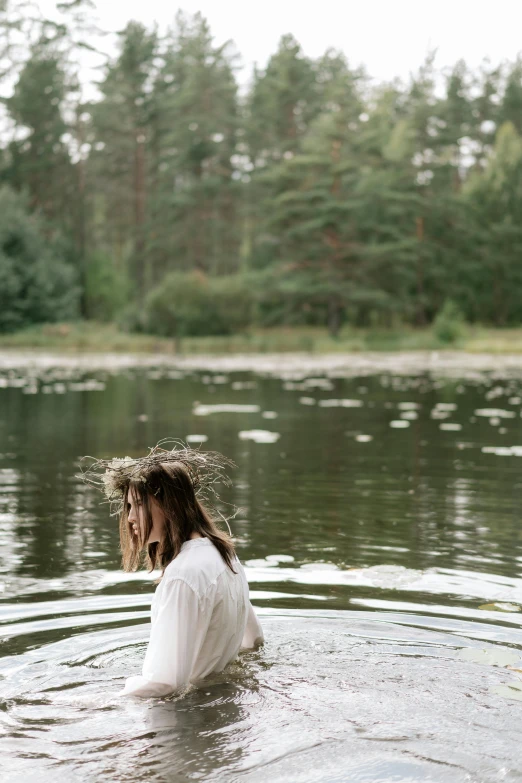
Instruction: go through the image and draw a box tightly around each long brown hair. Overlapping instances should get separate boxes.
[119,461,237,583]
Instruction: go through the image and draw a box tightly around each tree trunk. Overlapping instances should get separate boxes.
[76,109,87,318]
[415,215,427,326]
[134,130,146,301]
[328,295,342,338]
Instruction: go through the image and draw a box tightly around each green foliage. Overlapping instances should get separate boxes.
[462,122,522,324]
[85,251,128,322]
[0,186,80,332]
[2,7,522,336]
[433,300,465,344]
[2,44,80,268]
[145,272,252,337]
[246,34,317,164]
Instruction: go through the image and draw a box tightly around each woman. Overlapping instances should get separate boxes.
[81,442,264,699]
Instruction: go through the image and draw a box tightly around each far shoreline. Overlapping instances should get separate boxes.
[3,347,522,378]
[0,322,522,360]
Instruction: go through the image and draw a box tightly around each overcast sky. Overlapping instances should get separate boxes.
[41,0,522,88]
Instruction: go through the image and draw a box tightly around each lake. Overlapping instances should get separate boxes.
[1,350,522,782]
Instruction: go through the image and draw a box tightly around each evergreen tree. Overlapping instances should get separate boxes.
[89,21,158,299]
[0,185,80,331]
[258,73,376,335]
[463,122,522,324]
[472,61,503,167]
[498,59,522,135]
[4,44,75,224]
[0,5,522,335]
[148,12,240,279]
[246,34,317,167]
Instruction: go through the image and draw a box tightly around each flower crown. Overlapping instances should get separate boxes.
[78,438,236,518]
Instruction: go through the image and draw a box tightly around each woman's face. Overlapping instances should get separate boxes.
[127,489,165,545]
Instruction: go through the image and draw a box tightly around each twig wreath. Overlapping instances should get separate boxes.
[78,438,238,525]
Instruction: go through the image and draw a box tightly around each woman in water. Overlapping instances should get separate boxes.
[82,441,263,698]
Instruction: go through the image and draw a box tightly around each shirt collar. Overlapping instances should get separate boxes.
[180,537,212,551]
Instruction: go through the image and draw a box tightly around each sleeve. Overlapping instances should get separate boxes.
[241,600,264,649]
[121,577,210,699]
[235,558,264,650]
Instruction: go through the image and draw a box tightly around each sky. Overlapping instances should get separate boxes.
[39,0,522,89]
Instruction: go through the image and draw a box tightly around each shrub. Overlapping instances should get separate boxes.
[433,299,466,344]
[85,251,128,322]
[0,186,80,332]
[145,272,252,337]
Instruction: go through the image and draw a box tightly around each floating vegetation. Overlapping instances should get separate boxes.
[200,374,229,385]
[485,386,505,401]
[265,554,295,563]
[238,430,280,444]
[68,381,106,391]
[474,408,516,419]
[431,402,458,419]
[186,434,208,443]
[301,378,334,391]
[431,409,451,419]
[481,446,522,457]
[193,403,260,415]
[318,399,363,408]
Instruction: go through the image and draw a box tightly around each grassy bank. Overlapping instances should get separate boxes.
[0,321,521,354]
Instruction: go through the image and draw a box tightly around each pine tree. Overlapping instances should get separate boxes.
[498,59,522,135]
[463,122,522,324]
[246,34,317,167]
[148,12,240,280]
[258,71,391,336]
[4,45,74,223]
[89,21,158,299]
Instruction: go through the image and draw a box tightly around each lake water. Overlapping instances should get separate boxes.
[1,351,522,782]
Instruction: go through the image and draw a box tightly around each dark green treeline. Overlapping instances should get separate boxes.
[2,2,522,336]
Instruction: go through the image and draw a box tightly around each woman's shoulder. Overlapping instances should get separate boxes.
[163,538,227,592]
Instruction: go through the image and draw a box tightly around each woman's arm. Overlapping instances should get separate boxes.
[121,577,209,698]
[241,599,264,649]
[236,559,264,649]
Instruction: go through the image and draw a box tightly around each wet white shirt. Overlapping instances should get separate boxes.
[121,537,264,698]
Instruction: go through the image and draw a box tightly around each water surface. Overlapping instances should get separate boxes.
[1,351,522,782]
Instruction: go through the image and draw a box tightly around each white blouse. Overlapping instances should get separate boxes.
[121,537,264,698]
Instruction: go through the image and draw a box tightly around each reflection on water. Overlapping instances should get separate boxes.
[1,352,522,781]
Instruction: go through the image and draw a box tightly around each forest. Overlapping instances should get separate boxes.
[2,0,522,340]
